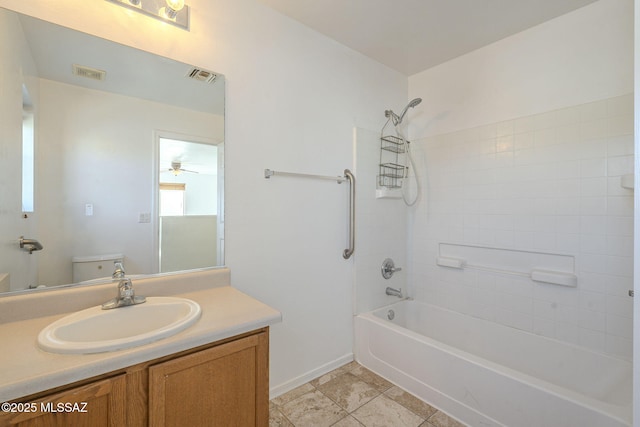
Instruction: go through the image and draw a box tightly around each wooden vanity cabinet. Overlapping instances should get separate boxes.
[0,375,126,427]
[149,331,268,426]
[1,328,269,427]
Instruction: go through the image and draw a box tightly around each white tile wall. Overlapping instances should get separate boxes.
[411,94,634,360]
[354,128,408,314]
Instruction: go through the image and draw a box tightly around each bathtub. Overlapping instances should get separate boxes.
[354,300,632,427]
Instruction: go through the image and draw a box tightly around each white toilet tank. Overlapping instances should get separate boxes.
[72,254,124,283]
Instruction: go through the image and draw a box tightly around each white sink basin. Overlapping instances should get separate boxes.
[37,297,201,354]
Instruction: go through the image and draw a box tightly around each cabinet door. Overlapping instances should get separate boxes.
[0,375,126,427]
[149,332,268,427]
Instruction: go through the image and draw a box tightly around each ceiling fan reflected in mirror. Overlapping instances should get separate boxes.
[166,161,199,176]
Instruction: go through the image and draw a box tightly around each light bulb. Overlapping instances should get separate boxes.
[166,0,185,12]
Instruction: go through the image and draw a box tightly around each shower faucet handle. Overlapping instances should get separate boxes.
[381,258,402,279]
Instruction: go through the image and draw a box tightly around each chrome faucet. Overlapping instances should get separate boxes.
[386,287,403,298]
[101,278,146,310]
[112,261,125,280]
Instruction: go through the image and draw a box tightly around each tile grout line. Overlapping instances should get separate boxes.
[270,362,464,427]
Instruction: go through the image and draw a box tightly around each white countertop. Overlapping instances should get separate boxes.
[0,269,281,402]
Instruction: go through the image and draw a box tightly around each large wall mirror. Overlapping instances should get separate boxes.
[0,8,225,294]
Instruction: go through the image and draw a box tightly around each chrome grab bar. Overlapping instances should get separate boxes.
[264,168,355,259]
[20,236,43,254]
[343,169,355,259]
[264,169,347,183]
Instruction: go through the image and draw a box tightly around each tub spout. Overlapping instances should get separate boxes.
[386,287,403,298]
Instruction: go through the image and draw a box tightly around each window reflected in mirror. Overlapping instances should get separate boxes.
[22,87,35,213]
[159,183,186,216]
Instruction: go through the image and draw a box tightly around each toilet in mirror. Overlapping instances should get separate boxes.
[0,7,225,294]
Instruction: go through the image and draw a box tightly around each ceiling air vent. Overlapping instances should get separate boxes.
[186,67,217,84]
[72,64,106,81]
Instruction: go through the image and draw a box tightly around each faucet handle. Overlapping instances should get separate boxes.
[381,258,402,279]
[118,278,134,299]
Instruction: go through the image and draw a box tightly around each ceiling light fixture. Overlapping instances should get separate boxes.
[106,0,189,30]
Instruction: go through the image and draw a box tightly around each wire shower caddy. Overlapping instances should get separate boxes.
[378,120,409,189]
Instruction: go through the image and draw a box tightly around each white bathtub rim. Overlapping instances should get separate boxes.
[366,300,632,398]
[360,308,631,422]
[358,302,631,425]
[368,299,631,368]
[355,351,507,427]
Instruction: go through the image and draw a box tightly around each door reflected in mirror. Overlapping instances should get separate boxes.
[157,136,224,272]
[0,8,225,294]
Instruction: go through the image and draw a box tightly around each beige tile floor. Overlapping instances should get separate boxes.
[270,361,467,427]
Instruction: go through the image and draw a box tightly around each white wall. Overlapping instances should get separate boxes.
[408,0,633,139]
[408,0,634,359]
[168,172,217,215]
[36,79,221,286]
[0,0,408,393]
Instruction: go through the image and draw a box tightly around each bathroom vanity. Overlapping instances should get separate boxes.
[1,328,267,426]
[0,268,281,426]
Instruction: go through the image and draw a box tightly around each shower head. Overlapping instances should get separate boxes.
[409,97,423,108]
[385,98,422,126]
[397,98,422,124]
